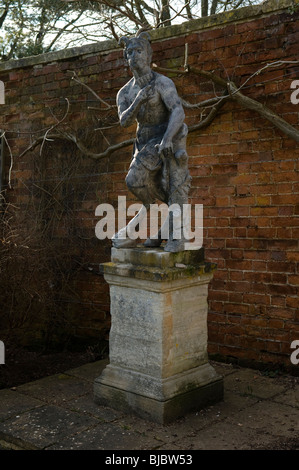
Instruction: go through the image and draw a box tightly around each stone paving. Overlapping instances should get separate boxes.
[0,359,298,450]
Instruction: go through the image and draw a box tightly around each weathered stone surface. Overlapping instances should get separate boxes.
[16,373,91,405]
[0,359,297,450]
[113,32,191,252]
[100,246,216,284]
[0,389,43,422]
[94,247,223,423]
[111,246,205,268]
[95,376,223,424]
[0,405,98,449]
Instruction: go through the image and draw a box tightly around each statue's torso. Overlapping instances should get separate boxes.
[125,73,170,129]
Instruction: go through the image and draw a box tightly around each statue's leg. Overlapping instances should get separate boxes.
[142,163,168,248]
[126,158,163,203]
[143,214,169,248]
[164,148,192,253]
[112,160,154,248]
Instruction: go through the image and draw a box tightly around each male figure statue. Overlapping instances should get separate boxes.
[112,31,191,252]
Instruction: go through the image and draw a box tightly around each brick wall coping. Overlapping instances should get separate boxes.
[0,0,295,73]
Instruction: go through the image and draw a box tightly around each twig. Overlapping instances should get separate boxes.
[31,183,64,209]
[184,43,189,71]
[181,95,229,109]
[68,70,116,109]
[152,63,188,76]
[188,94,228,132]
[153,62,299,143]
[40,98,70,156]
[228,82,299,142]
[156,1,191,28]
[235,60,299,95]
[67,134,135,160]
[2,133,13,190]
[18,130,134,161]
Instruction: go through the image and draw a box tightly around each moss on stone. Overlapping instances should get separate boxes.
[100,259,216,282]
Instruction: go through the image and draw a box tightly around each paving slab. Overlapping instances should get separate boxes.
[64,359,109,383]
[211,361,239,377]
[163,420,276,450]
[0,404,99,450]
[224,368,288,399]
[227,400,299,437]
[0,359,298,451]
[0,389,43,422]
[272,382,299,408]
[15,373,91,405]
[113,391,258,445]
[62,394,125,422]
[47,421,158,450]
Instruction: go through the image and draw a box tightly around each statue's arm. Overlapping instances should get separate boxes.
[117,84,154,128]
[156,77,185,154]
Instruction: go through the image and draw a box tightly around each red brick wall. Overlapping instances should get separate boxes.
[0,4,298,369]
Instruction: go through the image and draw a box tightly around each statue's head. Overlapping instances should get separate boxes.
[119,31,152,67]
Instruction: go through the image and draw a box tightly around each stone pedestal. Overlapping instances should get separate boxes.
[94,246,223,424]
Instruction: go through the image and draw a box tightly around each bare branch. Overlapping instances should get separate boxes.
[160,0,171,27]
[2,132,13,190]
[210,0,219,15]
[184,0,193,20]
[18,130,134,161]
[134,0,152,28]
[0,7,9,28]
[188,97,227,133]
[235,60,299,94]
[68,70,116,109]
[228,82,299,142]
[44,11,85,53]
[202,0,209,17]
[181,94,230,109]
[67,134,135,160]
[153,61,299,143]
[40,98,70,156]
[157,1,191,27]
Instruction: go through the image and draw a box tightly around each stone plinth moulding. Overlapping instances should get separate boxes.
[94,247,223,424]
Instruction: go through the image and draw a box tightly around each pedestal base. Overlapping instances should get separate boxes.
[94,247,223,423]
[94,363,223,424]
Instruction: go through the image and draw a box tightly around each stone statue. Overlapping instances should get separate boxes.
[112,31,191,252]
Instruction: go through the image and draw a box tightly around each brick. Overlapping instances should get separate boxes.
[271,296,286,307]
[267,306,295,320]
[243,293,271,305]
[286,296,298,308]
[288,275,299,286]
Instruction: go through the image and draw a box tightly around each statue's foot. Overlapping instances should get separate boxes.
[164,239,186,253]
[112,237,139,249]
[112,228,139,249]
[143,237,163,248]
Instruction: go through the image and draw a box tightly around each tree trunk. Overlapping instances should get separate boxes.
[210,0,219,15]
[201,0,209,17]
[161,0,171,26]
